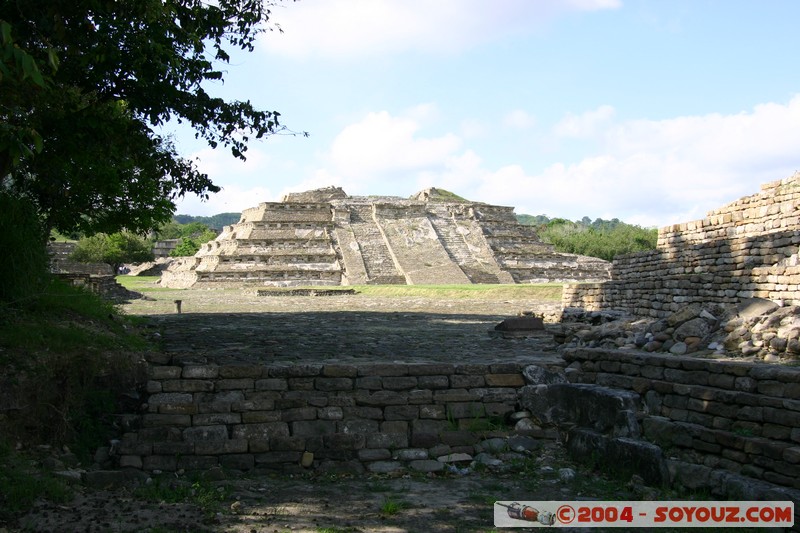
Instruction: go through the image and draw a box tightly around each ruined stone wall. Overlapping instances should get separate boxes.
[563,348,800,492]
[563,173,800,317]
[117,360,558,474]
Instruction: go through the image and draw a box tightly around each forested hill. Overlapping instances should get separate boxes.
[174,213,240,231]
[516,214,658,261]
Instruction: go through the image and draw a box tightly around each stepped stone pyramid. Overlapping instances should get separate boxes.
[161,186,611,288]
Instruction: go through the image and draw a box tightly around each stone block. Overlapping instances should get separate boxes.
[407,364,454,376]
[218,365,262,378]
[149,366,182,379]
[324,433,365,450]
[367,432,408,449]
[322,365,357,377]
[484,374,525,387]
[315,377,354,391]
[291,420,337,437]
[440,430,478,446]
[338,419,380,434]
[318,406,343,420]
[143,455,177,472]
[118,455,143,469]
[269,365,322,378]
[417,375,449,389]
[433,389,479,403]
[194,439,249,455]
[409,459,445,472]
[408,389,433,404]
[232,422,289,440]
[268,435,306,452]
[193,413,241,426]
[355,376,383,390]
[162,380,214,393]
[411,432,439,448]
[220,454,255,471]
[378,377,417,391]
[381,421,408,434]
[281,407,318,422]
[158,403,198,415]
[255,451,302,464]
[358,448,391,461]
[419,404,446,419]
[241,411,281,423]
[356,390,408,406]
[183,425,229,442]
[385,405,419,420]
[394,448,428,461]
[152,442,194,455]
[182,365,219,379]
[142,414,192,428]
[450,375,485,388]
[343,406,383,420]
[215,378,254,390]
[455,364,489,375]
[358,364,409,377]
[255,379,288,391]
[366,461,404,473]
[287,377,315,391]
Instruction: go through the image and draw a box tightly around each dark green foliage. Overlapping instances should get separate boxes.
[0,279,148,452]
[152,220,218,256]
[174,212,241,230]
[71,232,154,272]
[0,192,49,303]
[1,1,296,236]
[518,214,658,261]
[170,229,218,257]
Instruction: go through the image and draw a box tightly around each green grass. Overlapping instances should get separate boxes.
[351,283,562,301]
[0,440,72,521]
[380,495,410,515]
[0,278,150,455]
[115,275,182,292]
[134,477,230,515]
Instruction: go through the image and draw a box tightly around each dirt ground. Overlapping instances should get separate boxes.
[8,284,669,533]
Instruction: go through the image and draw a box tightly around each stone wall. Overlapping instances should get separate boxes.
[117,359,560,474]
[563,173,800,317]
[562,348,800,493]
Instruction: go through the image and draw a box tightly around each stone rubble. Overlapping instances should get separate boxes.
[556,298,800,362]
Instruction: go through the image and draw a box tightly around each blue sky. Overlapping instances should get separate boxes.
[172,0,800,228]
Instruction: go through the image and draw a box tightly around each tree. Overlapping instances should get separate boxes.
[71,232,154,273]
[1,1,298,237]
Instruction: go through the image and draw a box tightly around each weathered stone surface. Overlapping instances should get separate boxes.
[162,187,610,289]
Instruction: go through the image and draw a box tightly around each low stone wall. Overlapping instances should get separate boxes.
[562,348,800,492]
[118,359,561,474]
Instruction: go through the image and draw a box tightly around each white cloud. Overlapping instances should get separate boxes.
[503,109,536,129]
[554,105,615,138]
[262,0,621,59]
[480,96,800,227]
[174,184,276,216]
[266,96,800,229]
[328,109,462,182]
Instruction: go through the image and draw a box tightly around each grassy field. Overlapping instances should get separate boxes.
[116,276,564,301]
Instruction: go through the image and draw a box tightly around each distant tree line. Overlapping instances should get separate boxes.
[69,219,221,271]
[517,214,658,261]
[174,213,241,231]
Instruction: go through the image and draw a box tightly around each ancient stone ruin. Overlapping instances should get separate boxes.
[562,172,800,361]
[161,186,610,288]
